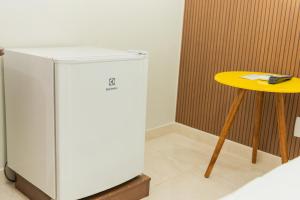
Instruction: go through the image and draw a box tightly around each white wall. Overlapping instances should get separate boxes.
[0,0,185,168]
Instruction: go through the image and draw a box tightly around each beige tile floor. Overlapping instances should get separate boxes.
[143,124,281,200]
[0,124,281,200]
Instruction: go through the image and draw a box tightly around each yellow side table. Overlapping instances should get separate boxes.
[204,71,300,178]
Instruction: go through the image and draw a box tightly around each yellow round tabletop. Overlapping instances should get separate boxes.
[215,71,300,93]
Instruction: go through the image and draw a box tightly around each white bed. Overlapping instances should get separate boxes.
[222,156,300,200]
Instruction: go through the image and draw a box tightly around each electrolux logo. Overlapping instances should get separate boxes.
[106,77,118,91]
[109,78,116,86]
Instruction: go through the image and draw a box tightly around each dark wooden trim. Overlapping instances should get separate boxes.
[16,174,150,200]
[83,175,150,200]
[15,174,51,200]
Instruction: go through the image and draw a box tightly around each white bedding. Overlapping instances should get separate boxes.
[221,157,300,200]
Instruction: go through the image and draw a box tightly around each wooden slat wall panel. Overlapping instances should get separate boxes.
[176,0,300,158]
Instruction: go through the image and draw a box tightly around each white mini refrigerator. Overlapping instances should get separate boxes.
[3,47,148,200]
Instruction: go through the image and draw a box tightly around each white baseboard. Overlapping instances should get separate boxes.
[146,122,281,167]
[146,122,179,140]
[146,122,177,132]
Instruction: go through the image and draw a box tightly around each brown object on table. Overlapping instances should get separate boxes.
[16,173,150,200]
[0,48,4,56]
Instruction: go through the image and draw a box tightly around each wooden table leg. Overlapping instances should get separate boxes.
[252,92,264,164]
[275,94,289,163]
[204,89,246,178]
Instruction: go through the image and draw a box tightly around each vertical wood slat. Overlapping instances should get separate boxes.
[176,0,300,158]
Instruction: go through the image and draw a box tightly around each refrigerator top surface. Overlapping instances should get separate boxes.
[6,47,147,63]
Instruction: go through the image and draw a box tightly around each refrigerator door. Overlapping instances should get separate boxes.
[55,58,148,200]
